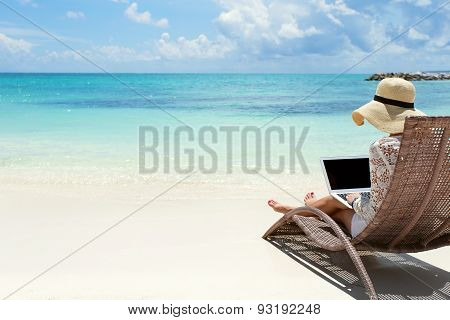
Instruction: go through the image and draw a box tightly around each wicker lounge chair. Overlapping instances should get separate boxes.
[263,116,449,300]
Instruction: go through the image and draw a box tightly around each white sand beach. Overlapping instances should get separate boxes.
[1,0,450,305]
[1,181,449,300]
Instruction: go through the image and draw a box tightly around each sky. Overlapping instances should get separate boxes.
[0,0,449,72]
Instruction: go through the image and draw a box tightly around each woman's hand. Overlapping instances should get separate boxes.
[346,193,360,206]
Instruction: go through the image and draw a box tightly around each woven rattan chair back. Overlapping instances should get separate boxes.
[352,116,449,252]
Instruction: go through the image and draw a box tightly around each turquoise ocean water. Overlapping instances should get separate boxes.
[0,74,448,189]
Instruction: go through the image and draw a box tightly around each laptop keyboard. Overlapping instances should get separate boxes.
[336,192,370,203]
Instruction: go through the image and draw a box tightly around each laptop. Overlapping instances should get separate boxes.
[320,156,371,209]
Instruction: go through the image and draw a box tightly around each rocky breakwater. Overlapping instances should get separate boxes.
[366,72,450,81]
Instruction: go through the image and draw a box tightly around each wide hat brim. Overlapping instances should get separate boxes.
[352,100,426,134]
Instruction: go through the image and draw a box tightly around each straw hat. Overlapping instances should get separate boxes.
[352,77,426,134]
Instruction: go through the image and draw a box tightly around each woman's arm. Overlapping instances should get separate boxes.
[351,193,371,213]
[346,193,360,207]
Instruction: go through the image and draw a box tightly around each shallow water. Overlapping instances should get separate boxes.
[1,73,448,194]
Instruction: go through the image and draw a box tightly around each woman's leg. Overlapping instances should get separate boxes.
[306,194,349,213]
[268,194,349,215]
[268,194,354,232]
[330,208,354,232]
[305,196,355,231]
[267,200,295,214]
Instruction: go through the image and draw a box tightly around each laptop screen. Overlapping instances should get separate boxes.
[323,158,370,190]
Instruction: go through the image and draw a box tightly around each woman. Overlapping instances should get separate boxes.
[268,78,426,238]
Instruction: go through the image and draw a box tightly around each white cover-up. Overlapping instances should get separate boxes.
[351,136,402,237]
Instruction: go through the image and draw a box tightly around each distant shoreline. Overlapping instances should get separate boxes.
[366,72,450,81]
[0,72,449,77]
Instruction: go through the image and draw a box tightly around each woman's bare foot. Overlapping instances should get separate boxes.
[267,199,295,214]
[304,192,317,206]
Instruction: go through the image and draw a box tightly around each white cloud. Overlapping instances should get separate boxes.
[216,0,271,41]
[111,0,129,3]
[315,0,359,26]
[42,45,155,63]
[45,33,235,64]
[0,26,48,38]
[316,0,359,15]
[211,0,416,59]
[278,23,321,39]
[216,0,319,53]
[124,2,168,28]
[315,0,360,27]
[416,0,432,5]
[363,17,409,52]
[325,13,343,26]
[393,0,432,7]
[18,0,38,8]
[88,45,154,62]
[156,33,235,59]
[66,11,86,20]
[408,28,430,40]
[0,26,87,43]
[0,33,33,53]
[42,50,82,62]
[427,25,450,50]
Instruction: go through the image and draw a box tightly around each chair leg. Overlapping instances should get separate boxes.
[340,239,378,300]
[300,208,378,300]
[263,206,378,300]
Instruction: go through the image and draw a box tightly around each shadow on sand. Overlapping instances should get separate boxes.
[266,234,450,300]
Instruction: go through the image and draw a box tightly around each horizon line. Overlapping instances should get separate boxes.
[0,71,448,75]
